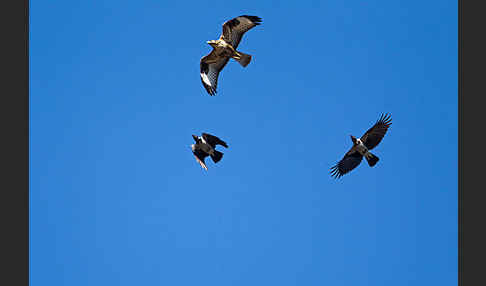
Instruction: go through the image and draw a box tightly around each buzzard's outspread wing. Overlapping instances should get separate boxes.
[202,133,228,148]
[360,113,392,150]
[330,150,363,179]
[200,50,230,96]
[193,148,209,170]
[221,15,262,49]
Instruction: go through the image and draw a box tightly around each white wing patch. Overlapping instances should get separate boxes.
[200,72,212,87]
[200,53,229,96]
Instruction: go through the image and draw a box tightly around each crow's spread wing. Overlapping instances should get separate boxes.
[330,150,363,179]
[360,113,392,150]
[202,133,228,148]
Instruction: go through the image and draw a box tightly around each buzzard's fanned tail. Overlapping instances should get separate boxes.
[365,152,379,167]
[234,51,252,67]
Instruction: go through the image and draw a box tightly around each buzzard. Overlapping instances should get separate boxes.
[330,113,392,179]
[191,133,228,170]
[200,15,262,95]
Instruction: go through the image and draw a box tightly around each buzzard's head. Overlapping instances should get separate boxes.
[207,40,218,47]
[350,135,358,144]
[192,135,199,142]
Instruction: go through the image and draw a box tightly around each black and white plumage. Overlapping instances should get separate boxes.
[191,133,228,170]
[330,113,392,178]
[200,15,262,96]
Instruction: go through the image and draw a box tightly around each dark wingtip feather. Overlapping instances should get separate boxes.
[241,15,262,25]
[204,85,216,96]
[377,113,392,126]
[330,165,342,179]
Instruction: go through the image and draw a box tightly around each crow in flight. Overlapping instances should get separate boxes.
[330,113,392,178]
[191,133,228,170]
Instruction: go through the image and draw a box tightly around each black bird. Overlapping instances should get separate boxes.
[330,113,392,178]
[191,133,228,170]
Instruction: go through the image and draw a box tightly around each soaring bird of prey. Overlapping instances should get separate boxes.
[330,113,392,179]
[191,133,229,170]
[200,15,262,96]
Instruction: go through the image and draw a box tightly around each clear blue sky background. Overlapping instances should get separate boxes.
[30,1,457,285]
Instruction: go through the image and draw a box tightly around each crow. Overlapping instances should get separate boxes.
[191,133,228,170]
[330,113,392,178]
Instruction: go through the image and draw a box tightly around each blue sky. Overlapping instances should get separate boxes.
[30,1,457,285]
